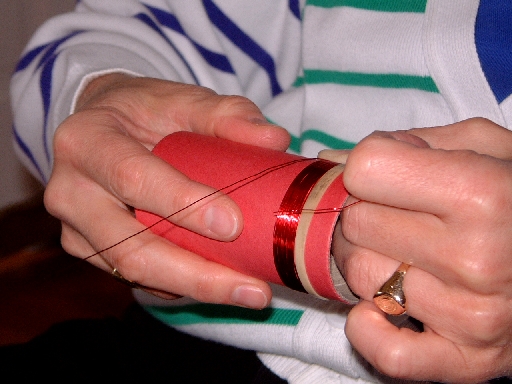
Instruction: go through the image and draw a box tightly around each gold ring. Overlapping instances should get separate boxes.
[373,263,410,316]
[112,268,139,289]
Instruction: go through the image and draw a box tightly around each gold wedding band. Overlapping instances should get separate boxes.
[112,268,139,289]
[373,263,410,316]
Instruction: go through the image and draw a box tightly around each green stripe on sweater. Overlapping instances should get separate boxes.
[303,70,439,93]
[145,304,304,326]
[265,117,356,152]
[306,0,427,13]
[289,130,356,153]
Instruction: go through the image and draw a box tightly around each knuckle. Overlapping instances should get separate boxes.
[108,154,150,204]
[463,300,507,343]
[215,94,258,115]
[43,180,63,217]
[193,272,218,302]
[185,83,217,99]
[44,173,78,220]
[109,234,156,283]
[454,250,494,287]
[450,154,509,221]
[465,180,505,220]
[343,141,373,184]
[112,247,150,284]
[168,178,200,208]
[447,169,511,286]
[372,346,411,379]
[459,117,492,138]
[343,139,385,195]
[159,178,206,225]
[53,116,81,157]
[451,236,505,291]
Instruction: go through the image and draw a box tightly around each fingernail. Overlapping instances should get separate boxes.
[204,205,238,238]
[231,285,268,309]
[383,131,430,148]
[318,149,350,164]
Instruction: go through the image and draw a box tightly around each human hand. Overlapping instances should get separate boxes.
[328,118,512,382]
[44,73,290,307]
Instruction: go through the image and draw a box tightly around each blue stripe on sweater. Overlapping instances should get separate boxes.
[143,4,234,73]
[40,54,57,163]
[134,12,200,84]
[12,125,46,183]
[202,0,283,96]
[475,0,512,103]
[37,32,82,70]
[15,31,83,166]
[15,31,82,73]
[15,44,48,73]
[289,0,301,20]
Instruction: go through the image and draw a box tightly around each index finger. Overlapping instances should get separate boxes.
[342,131,508,218]
[57,112,242,241]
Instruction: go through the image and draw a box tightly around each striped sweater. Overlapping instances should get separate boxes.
[11,1,512,382]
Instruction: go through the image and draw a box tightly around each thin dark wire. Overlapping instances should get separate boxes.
[275,199,363,216]
[29,158,357,291]
[83,157,314,262]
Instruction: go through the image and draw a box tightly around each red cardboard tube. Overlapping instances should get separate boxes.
[136,132,352,302]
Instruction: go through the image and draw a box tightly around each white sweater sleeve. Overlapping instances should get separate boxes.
[10,0,301,183]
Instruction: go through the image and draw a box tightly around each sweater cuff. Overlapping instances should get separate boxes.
[69,68,143,115]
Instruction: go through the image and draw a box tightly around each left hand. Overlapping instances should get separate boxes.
[44,74,289,306]
[327,118,512,383]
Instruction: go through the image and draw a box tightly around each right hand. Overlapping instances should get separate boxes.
[328,119,512,382]
[44,73,290,307]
